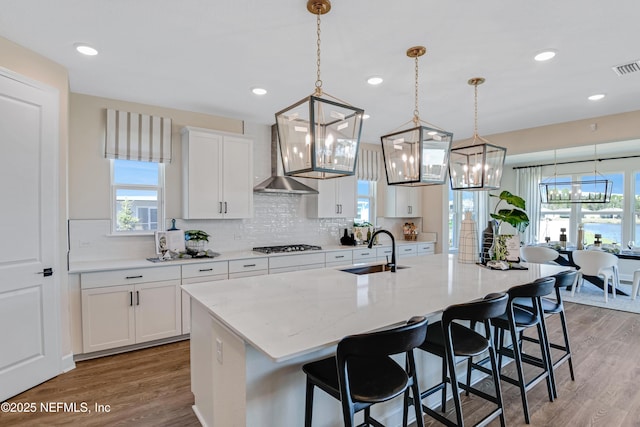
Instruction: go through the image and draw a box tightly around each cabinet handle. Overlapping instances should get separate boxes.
[136,290,140,306]
[199,268,214,272]
[243,264,256,268]
[219,202,223,214]
[126,275,143,279]
[339,204,342,214]
[335,255,345,259]
[404,248,412,252]
[224,202,228,214]
[361,252,370,256]
[129,291,133,306]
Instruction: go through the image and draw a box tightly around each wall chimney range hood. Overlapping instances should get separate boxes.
[253,125,318,195]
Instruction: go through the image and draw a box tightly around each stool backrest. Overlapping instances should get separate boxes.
[572,250,618,276]
[337,316,428,360]
[553,270,578,289]
[507,276,556,299]
[520,246,559,264]
[442,292,508,325]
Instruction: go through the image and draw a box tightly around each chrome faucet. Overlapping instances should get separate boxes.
[368,229,396,272]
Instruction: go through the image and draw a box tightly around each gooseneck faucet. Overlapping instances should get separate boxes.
[368,229,396,272]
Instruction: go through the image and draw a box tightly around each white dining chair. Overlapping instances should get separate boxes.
[571,250,619,303]
[520,246,559,264]
[631,269,640,301]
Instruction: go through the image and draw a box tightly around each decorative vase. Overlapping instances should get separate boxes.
[480,220,497,265]
[458,212,479,264]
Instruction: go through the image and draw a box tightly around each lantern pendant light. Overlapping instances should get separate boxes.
[449,77,507,191]
[274,0,365,180]
[380,46,453,186]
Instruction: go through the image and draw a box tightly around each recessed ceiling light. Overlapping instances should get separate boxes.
[362,114,370,120]
[534,50,557,62]
[588,93,606,101]
[251,87,267,95]
[74,43,98,56]
[367,76,383,85]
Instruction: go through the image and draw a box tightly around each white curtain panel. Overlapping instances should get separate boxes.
[356,147,380,181]
[105,109,172,163]
[516,166,542,244]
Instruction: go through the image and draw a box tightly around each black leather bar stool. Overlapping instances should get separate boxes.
[514,270,577,384]
[478,277,556,424]
[302,316,428,427]
[413,292,508,427]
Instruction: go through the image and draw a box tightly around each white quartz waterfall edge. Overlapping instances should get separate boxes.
[562,282,640,314]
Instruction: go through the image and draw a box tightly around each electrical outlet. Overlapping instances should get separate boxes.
[216,338,223,363]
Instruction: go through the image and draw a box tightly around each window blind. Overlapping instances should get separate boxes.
[105,109,172,163]
[356,148,380,181]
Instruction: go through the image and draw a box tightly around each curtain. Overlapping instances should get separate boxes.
[356,147,380,181]
[516,166,542,244]
[105,109,172,163]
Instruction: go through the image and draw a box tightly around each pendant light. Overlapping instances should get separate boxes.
[274,0,365,180]
[380,46,453,186]
[449,77,506,191]
[539,146,613,204]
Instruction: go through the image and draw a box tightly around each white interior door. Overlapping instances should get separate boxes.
[0,69,60,401]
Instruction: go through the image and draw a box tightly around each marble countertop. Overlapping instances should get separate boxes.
[67,241,435,273]
[182,254,567,362]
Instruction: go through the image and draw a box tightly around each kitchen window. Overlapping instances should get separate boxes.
[634,171,640,243]
[449,186,489,252]
[111,159,164,234]
[356,180,375,223]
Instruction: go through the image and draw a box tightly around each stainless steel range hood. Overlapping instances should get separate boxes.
[253,125,318,195]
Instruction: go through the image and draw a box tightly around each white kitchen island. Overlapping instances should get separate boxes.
[182,254,568,427]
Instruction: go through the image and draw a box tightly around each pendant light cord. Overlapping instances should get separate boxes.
[413,55,420,124]
[315,11,323,95]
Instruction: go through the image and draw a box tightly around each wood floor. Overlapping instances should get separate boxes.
[2,302,640,426]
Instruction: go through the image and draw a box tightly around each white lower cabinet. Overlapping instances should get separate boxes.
[229,257,269,279]
[269,252,326,274]
[181,261,229,334]
[418,242,435,255]
[353,248,376,263]
[80,266,181,354]
[325,250,353,267]
[397,243,418,259]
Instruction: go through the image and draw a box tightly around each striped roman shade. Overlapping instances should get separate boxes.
[105,109,172,163]
[356,147,381,181]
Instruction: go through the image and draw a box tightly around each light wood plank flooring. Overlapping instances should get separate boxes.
[1,302,640,426]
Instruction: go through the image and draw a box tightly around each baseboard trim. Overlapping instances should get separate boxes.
[61,352,76,373]
[73,334,190,361]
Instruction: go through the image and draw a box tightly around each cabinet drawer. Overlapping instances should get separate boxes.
[398,244,417,257]
[229,257,268,274]
[376,247,393,258]
[268,252,326,270]
[418,242,435,254]
[81,266,181,289]
[353,248,376,261]
[182,261,229,279]
[325,250,353,264]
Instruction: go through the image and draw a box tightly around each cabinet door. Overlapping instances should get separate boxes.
[384,186,422,217]
[134,280,182,344]
[81,285,135,353]
[315,179,339,217]
[182,129,224,219]
[311,176,356,218]
[335,175,356,218]
[222,135,253,218]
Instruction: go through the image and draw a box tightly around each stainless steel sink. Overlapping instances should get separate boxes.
[339,264,409,275]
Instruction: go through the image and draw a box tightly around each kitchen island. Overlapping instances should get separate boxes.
[182,254,568,427]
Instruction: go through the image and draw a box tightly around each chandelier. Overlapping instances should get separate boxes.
[274,0,364,179]
[380,46,453,186]
[449,77,506,191]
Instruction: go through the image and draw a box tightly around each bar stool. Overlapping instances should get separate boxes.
[483,277,557,424]
[413,292,508,427]
[302,316,428,427]
[514,270,578,382]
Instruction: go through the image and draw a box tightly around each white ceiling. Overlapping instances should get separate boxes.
[2,0,640,148]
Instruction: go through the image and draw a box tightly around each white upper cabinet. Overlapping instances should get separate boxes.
[305,175,356,218]
[182,127,253,219]
[384,185,422,218]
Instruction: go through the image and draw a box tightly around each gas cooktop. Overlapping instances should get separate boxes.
[252,244,322,254]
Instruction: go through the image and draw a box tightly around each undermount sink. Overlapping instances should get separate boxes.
[340,264,409,275]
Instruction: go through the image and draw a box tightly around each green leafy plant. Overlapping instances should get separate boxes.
[184,230,210,242]
[490,191,530,233]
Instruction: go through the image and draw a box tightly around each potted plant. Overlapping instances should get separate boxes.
[487,191,530,262]
[184,229,210,254]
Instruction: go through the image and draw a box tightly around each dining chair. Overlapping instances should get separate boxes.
[631,269,640,300]
[520,246,559,264]
[302,316,428,427]
[571,250,619,302]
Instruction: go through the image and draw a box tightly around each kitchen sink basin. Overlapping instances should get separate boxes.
[340,264,409,275]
